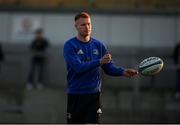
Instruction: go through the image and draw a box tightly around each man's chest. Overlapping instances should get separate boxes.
[75,46,100,62]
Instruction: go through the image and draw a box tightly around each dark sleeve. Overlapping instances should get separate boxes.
[43,38,50,49]
[30,40,35,50]
[0,44,4,61]
[173,44,180,64]
[46,39,50,47]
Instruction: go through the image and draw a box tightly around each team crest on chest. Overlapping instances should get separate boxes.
[93,49,99,55]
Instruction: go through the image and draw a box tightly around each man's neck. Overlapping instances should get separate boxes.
[77,35,90,43]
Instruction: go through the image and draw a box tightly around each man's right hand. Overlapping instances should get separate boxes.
[100,54,112,65]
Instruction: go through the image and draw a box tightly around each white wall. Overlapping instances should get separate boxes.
[44,14,76,44]
[0,12,179,47]
[110,15,142,46]
[142,16,176,47]
[11,14,43,43]
[91,15,110,46]
[0,13,11,42]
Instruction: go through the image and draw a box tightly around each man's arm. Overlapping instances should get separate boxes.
[101,62,124,76]
[101,54,138,77]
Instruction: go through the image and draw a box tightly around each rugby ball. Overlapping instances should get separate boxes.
[138,57,164,76]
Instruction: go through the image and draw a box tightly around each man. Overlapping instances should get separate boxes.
[63,12,138,124]
[27,28,50,90]
[173,41,180,98]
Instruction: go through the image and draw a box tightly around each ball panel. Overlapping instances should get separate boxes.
[139,57,162,68]
[139,60,163,71]
[140,63,163,76]
[138,57,164,76]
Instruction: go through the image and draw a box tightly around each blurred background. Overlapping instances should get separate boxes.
[0,0,180,123]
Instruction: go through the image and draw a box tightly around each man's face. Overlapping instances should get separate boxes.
[75,17,92,37]
[36,32,43,39]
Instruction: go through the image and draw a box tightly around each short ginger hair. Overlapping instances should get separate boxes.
[74,12,90,21]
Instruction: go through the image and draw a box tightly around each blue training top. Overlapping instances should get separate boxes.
[63,37,124,94]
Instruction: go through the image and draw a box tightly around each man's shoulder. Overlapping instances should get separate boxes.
[91,37,101,43]
[64,37,78,49]
[91,37,105,47]
[65,37,77,44]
